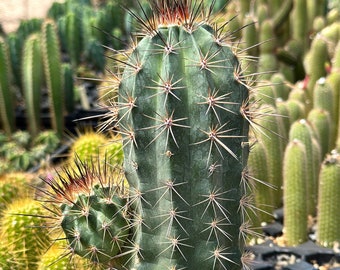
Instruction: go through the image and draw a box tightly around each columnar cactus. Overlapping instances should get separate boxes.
[283,139,308,246]
[316,150,340,248]
[41,20,65,138]
[113,1,252,269]
[22,33,44,137]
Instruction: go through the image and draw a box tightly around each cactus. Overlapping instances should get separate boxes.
[0,37,16,135]
[22,34,44,137]
[254,106,286,208]
[289,119,320,216]
[307,108,332,157]
[69,131,108,164]
[247,140,273,224]
[112,1,252,268]
[304,36,329,104]
[0,172,32,212]
[62,63,75,114]
[316,150,340,248]
[41,158,131,268]
[1,197,51,269]
[65,12,83,67]
[41,20,65,138]
[283,139,308,246]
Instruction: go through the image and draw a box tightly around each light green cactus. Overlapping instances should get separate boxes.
[283,139,308,246]
[289,119,321,216]
[316,150,340,248]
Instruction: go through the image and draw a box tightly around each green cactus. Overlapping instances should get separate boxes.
[255,106,286,208]
[291,0,308,51]
[289,119,321,216]
[0,37,16,135]
[316,150,340,248]
[65,12,82,67]
[247,139,273,224]
[1,198,51,269]
[307,108,333,157]
[313,78,335,125]
[111,1,252,268]
[305,36,329,105]
[62,63,75,114]
[41,20,65,138]
[22,34,44,137]
[6,33,24,89]
[42,159,131,268]
[283,139,308,246]
[271,73,290,100]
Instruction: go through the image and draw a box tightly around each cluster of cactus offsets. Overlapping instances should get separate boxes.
[42,0,266,268]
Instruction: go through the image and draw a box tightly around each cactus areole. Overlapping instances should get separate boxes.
[116,1,251,269]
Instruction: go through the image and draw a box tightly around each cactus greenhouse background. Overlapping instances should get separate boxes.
[0,0,340,269]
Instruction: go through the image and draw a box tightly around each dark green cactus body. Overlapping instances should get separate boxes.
[118,13,249,269]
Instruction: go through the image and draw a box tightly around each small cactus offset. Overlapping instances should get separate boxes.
[41,158,131,268]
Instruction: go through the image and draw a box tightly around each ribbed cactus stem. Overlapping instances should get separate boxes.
[317,150,340,248]
[116,1,251,268]
[283,139,308,246]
